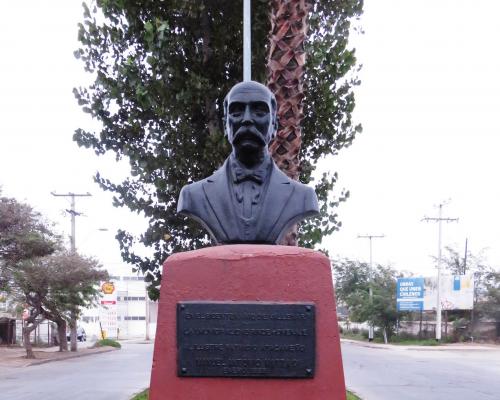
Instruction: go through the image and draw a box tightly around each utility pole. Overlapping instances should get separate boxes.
[357,234,385,342]
[50,192,92,252]
[243,0,251,81]
[51,191,92,352]
[463,238,468,275]
[422,202,458,341]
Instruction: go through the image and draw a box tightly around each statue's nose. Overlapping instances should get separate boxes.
[242,105,253,124]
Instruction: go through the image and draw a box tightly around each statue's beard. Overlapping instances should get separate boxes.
[232,127,268,166]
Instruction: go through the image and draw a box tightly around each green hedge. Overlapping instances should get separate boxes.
[92,338,121,349]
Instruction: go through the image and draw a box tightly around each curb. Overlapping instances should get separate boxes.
[22,347,118,367]
[340,338,498,351]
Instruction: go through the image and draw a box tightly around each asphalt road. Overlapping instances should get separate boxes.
[342,340,500,400]
[3,339,498,399]
[0,341,154,400]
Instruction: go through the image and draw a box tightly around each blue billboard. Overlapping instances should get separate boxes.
[396,277,424,311]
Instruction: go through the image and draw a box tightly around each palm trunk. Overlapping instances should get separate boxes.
[267,0,312,245]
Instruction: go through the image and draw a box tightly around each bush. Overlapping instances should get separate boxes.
[92,338,121,349]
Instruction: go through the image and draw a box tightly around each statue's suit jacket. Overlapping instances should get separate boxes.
[177,159,319,244]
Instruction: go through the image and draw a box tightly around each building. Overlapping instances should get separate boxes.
[80,273,158,341]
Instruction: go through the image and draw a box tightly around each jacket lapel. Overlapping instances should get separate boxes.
[202,160,240,242]
[255,163,294,242]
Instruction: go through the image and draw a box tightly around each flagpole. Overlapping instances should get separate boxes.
[243,0,251,81]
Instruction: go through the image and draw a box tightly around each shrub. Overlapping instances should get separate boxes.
[92,338,121,349]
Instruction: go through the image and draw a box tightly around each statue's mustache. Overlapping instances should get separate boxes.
[233,126,266,145]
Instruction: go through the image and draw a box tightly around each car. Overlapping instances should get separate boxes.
[66,327,86,342]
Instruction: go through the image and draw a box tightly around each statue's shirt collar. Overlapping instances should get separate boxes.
[229,154,272,185]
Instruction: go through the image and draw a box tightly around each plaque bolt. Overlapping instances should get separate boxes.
[181,367,187,374]
[306,368,312,375]
[305,305,312,312]
[180,304,185,310]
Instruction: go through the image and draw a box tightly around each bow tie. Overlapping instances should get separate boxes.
[233,167,265,184]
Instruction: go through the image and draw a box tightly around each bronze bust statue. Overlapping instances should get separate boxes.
[177,81,319,244]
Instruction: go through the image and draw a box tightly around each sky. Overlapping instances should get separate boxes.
[0,1,499,278]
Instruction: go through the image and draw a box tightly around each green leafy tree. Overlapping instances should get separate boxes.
[74,1,363,297]
[11,258,59,358]
[41,251,108,352]
[0,194,58,285]
[334,258,400,343]
[439,246,497,329]
[11,251,107,357]
[477,271,500,321]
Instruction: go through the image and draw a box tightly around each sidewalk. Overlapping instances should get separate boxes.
[0,344,118,368]
[341,338,500,351]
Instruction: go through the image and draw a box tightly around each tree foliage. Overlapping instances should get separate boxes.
[478,271,500,321]
[10,251,106,356]
[0,195,58,284]
[333,258,400,342]
[1,193,107,356]
[439,246,499,318]
[74,0,363,296]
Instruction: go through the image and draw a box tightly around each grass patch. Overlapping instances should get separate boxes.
[387,338,440,346]
[92,338,121,349]
[131,389,359,400]
[131,389,148,400]
[347,390,361,400]
[342,331,452,346]
[341,332,366,341]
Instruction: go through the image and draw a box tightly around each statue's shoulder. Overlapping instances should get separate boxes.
[178,163,227,210]
[272,164,315,192]
[271,164,318,211]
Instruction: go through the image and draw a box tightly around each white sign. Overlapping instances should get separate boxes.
[99,282,118,338]
[423,274,474,310]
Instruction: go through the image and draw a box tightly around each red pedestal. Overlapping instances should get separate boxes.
[149,245,346,400]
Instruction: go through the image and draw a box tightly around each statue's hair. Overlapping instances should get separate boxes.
[223,81,278,137]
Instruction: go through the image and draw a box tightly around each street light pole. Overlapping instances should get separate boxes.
[357,234,385,342]
[422,202,458,341]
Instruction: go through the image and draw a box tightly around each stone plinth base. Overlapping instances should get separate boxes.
[149,245,346,400]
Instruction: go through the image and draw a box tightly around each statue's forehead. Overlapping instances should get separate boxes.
[227,87,272,104]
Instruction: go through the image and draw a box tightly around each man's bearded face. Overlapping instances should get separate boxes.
[225,83,276,154]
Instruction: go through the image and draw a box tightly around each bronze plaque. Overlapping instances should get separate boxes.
[177,301,315,378]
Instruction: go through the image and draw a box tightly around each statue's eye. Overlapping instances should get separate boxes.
[229,103,245,116]
[253,103,269,116]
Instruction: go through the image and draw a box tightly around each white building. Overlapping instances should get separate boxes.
[81,273,158,341]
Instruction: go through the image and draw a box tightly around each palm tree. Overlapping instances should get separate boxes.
[267,0,312,245]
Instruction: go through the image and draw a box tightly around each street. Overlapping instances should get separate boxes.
[2,339,499,399]
[342,340,500,400]
[0,342,153,400]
